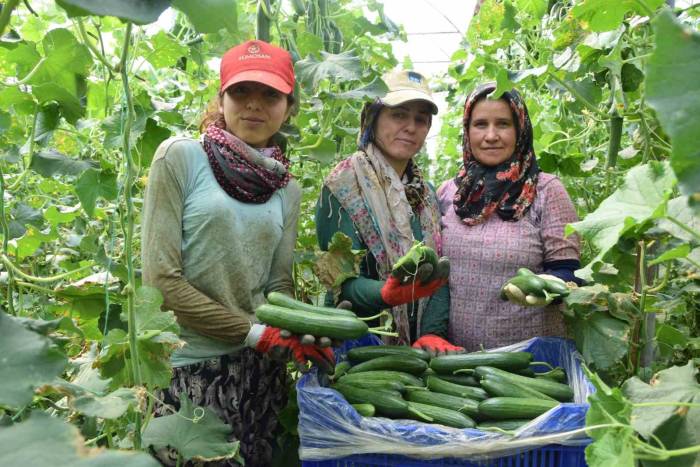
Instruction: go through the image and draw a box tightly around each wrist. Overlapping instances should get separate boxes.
[245,323,267,347]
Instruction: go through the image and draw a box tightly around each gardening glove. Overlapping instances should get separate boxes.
[501,269,570,307]
[246,324,335,374]
[413,334,464,358]
[381,257,450,307]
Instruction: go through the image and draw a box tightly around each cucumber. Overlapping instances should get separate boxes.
[435,374,480,387]
[405,389,479,418]
[535,367,567,384]
[477,419,531,431]
[430,352,532,373]
[334,383,432,421]
[348,345,430,362]
[478,397,558,420]
[391,243,438,280]
[334,383,412,418]
[406,401,476,429]
[426,376,488,401]
[479,374,556,401]
[255,304,368,340]
[351,403,375,417]
[336,379,406,394]
[515,368,536,377]
[474,367,574,402]
[347,355,428,376]
[338,370,424,388]
[331,361,352,380]
[515,268,569,296]
[501,275,549,299]
[266,292,356,318]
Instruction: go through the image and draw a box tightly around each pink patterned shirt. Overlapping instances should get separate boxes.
[437,173,580,351]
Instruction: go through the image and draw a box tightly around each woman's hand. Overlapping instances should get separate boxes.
[381,257,450,306]
[246,324,335,373]
[500,269,570,307]
[412,334,464,357]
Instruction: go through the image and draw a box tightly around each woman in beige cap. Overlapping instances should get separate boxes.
[315,70,463,356]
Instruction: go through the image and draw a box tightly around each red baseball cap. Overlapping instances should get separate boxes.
[219,40,295,94]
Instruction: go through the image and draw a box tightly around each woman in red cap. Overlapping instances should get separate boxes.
[315,70,463,356]
[142,40,332,466]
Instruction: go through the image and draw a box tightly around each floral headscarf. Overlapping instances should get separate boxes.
[453,83,540,225]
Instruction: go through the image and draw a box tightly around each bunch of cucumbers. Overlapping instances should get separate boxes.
[328,345,574,431]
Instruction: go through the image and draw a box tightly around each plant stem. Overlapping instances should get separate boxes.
[0,254,93,283]
[0,0,20,37]
[76,19,116,74]
[633,401,700,409]
[118,22,143,450]
[0,165,15,315]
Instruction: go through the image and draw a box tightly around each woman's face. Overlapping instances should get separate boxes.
[219,81,291,148]
[374,101,432,167]
[468,98,517,167]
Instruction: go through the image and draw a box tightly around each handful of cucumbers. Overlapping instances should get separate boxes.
[500,268,570,306]
[391,242,450,284]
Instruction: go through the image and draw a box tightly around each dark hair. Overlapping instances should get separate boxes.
[198,89,297,133]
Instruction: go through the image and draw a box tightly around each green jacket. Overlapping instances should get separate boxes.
[315,185,450,342]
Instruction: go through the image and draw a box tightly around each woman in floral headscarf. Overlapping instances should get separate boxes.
[437,83,582,351]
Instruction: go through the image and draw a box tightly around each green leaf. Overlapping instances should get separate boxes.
[43,205,79,227]
[492,68,516,99]
[0,110,11,135]
[95,287,180,389]
[331,77,388,100]
[295,51,362,90]
[570,311,630,372]
[34,103,61,147]
[306,138,337,164]
[647,11,700,197]
[142,393,241,462]
[585,429,636,467]
[623,362,700,467]
[648,244,691,266]
[567,162,676,274]
[572,0,665,33]
[30,148,94,177]
[72,387,139,419]
[0,412,160,466]
[0,312,67,409]
[55,0,170,24]
[75,169,118,217]
[620,63,643,93]
[514,0,547,19]
[171,0,238,34]
[135,118,171,168]
[658,196,700,242]
[501,1,521,31]
[295,31,324,58]
[144,31,187,69]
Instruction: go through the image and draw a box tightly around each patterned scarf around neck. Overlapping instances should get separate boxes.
[202,124,291,204]
[453,83,540,225]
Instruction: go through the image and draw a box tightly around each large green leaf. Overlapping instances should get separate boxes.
[30,149,94,177]
[142,393,241,462]
[646,11,700,197]
[295,51,362,90]
[0,312,67,409]
[571,0,665,33]
[33,103,61,147]
[171,0,238,34]
[569,311,630,372]
[622,362,700,467]
[143,31,187,69]
[75,169,118,217]
[331,77,388,100]
[55,0,170,24]
[95,287,180,389]
[567,162,676,276]
[135,118,171,168]
[72,387,139,419]
[0,412,159,466]
[658,196,700,242]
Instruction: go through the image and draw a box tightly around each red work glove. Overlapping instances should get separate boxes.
[412,334,464,358]
[246,324,335,374]
[381,256,450,307]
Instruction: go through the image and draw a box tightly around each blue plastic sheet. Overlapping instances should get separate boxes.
[297,336,594,461]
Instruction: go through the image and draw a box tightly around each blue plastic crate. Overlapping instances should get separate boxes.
[301,443,587,466]
[297,336,593,465]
